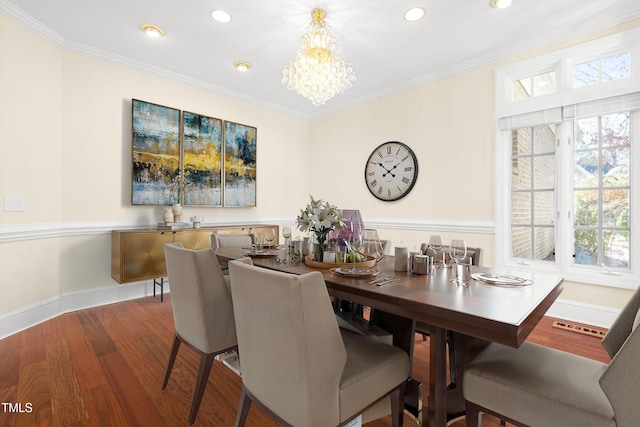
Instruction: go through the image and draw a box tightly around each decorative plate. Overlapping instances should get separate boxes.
[252,244,279,249]
[242,250,278,257]
[471,273,532,287]
[329,267,380,278]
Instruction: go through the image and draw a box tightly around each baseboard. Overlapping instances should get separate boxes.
[0,280,170,340]
[545,298,619,329]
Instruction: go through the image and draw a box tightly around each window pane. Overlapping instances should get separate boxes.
[512,192,531,224]
[602,189,629,227]
[512,157,531,190]
[513,78,531,100]
[534,227,555,261]
[602,112,629,147]
[603,148,629,186]
[574,190,598,227]
[533,72,556,96]
[574,229,597,265]
[604,230,629,269]
[602,51,630,82]
[533,125,555,154]
[512,227,531,258]
[534,155,554,189]
[534,191,555,224]
[513,128,531,155]
[573,59,599,88]
[576,117,599,149]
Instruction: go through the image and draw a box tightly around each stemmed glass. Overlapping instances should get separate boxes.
[362,229,385,263]
[449,239,467,284]
[264,229,275,247]
[428,235,443,265]
[282,226,291,246]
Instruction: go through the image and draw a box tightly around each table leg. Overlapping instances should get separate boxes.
[427,325,448,427]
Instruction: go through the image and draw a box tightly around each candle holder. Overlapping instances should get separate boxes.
[172,203,182,222]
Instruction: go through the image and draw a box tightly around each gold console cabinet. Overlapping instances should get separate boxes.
[111,225,278,284]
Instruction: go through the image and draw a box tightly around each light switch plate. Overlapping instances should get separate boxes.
[3,196,26,212]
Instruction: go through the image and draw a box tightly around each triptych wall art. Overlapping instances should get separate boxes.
[131,99,257,207]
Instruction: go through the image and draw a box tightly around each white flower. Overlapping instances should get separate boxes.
[296,196,345,235]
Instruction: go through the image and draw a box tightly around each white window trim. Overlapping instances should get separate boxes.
[495,27,640,289]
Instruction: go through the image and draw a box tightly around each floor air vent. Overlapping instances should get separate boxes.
[552,320,607,339]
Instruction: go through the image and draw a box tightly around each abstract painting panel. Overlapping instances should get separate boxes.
[182,111,223,206]
[131,100,181,205]
[224,121,257,207]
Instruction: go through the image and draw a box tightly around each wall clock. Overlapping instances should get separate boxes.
[364,141,418,201]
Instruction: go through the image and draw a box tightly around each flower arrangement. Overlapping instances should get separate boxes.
[296,196,345,262]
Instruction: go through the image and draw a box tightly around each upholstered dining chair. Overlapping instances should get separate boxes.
[463,286,640,427]
[162,242,237,424]
[228,258,410,427]
[210,233,256,249]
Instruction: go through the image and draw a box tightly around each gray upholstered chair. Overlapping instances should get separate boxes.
[162,242,237,424]
[228,258,410,427]
[463,287,640,427]
[211,233,256,249]
[421,246,482,267]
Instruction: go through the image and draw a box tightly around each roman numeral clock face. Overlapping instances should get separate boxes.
[364,141,418,201]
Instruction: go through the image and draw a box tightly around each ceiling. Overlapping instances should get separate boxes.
[3,0,640,118]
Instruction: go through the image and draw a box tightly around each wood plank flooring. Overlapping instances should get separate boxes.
[0,295,610,427]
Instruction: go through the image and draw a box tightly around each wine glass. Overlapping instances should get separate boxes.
[449,239,467,264]
[362,229,385,263]
[428,235,442,257]
[264,229,275,247]
[449,239,467,284]
[282,226,291,246]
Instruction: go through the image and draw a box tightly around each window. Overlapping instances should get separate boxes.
[496,28,640,288]
[573,51,631,88]
[573,112,630,269]
[514,71,557,100]
[511,125,556,261]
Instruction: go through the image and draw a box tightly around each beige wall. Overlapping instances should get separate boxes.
[0,14,310,313]
[307,66,495,228]
[0,15,63,313]
[1,12,638,323]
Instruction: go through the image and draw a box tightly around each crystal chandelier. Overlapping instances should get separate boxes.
[282,9,356,106]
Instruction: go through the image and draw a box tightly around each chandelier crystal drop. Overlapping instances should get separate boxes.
[282,8,356,106]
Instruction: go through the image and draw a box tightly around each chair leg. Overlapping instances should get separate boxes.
[465,401,482,427]
[391,381,407,427]
[188,352,216,424]
[162,334,181,390]
[235,385,252,427]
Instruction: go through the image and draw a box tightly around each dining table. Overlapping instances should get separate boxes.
[215,247,564,427]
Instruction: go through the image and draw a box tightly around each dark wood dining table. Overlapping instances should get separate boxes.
[215,247,564,427]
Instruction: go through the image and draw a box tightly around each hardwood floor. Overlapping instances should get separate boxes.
[0,295,610,427]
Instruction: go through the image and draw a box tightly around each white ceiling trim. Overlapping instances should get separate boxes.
[3,1,640,120]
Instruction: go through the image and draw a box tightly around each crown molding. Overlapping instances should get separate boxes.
[4,0,640,121]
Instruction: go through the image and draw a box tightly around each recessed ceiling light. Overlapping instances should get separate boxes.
[211,9,232,23]
[234,61,251,72]
[490,0,512,9]
[140,24,164,37]
[404,7,425,22]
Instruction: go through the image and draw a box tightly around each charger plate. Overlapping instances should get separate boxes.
[242,249,278,257]
[471,273,532,287]
[329,267,380,278]
[304,254,376,269]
